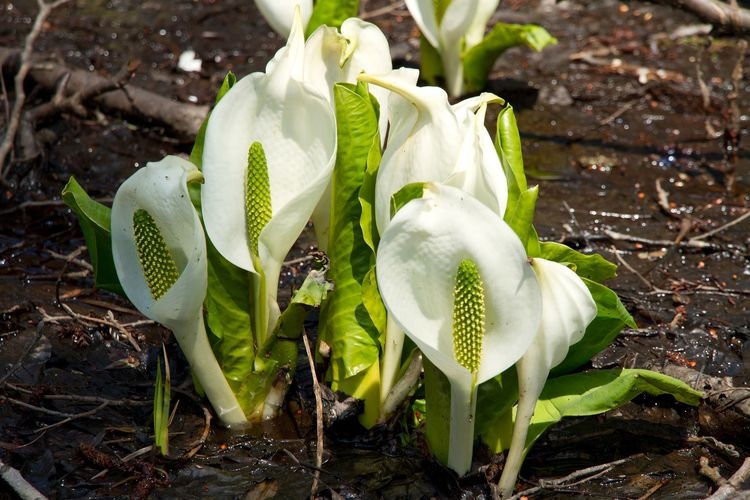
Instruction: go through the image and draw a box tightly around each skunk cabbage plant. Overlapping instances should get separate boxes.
[376,183,541,475]
[111,156,248,427]
[405,0,498,97]
[405,0,556,97]
[201,10,336,344]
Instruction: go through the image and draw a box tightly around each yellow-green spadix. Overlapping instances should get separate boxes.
[111,155,248,427]
[376,183,542,475]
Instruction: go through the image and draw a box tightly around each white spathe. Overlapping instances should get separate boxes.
[405,0,500,97]
[254,0,313,38]
[201,10,337,335]
[111,155,248,426]
[376,183,540,388]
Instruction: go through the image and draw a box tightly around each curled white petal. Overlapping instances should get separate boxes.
[254,0,313,39]
[465,0,500,48]
[376,183,541,385]
[528,258,598,370]
[405,0,440,48]
[111,155,206,330]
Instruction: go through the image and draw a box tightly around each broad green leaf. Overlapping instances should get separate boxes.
[390,182,429,219]
[551,279,637,376]
[463,23,556,93]
[358,95,382,252]
[203,237,254,409]
[475,367,518,451]
[361,268,386,339]
[321,82,381,391]
[495,105,526,217]
[505,185,538,249]
[423,358,451,465]
[62,177,124,295]
[523,369,703,453]
[305,0,359,36]
[480,368,703,454]
[540,241,618,282]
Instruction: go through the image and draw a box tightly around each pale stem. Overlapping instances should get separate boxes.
[442,46,464,98]
[178,314,248,427]
[380,351,423,421]
[448,375,478,476]
[251,255,269,348]
[497,364,548,498]
[379,314,405,406]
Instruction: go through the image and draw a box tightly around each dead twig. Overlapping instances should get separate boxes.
[302,330,324,496]
[690,209,750,242]
[507,455,642,499]
[0,457,48,500]
[666,0,750,33]
[0,0,72,184]
[38,304,143,352]
[0,319,46,386]
[702,456,750,499]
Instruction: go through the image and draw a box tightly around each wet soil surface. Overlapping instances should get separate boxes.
[1,0,749,498]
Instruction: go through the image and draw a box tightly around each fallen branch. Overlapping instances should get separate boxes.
[0,47,208,138]
[0,0,72,184]
[702,456,750,499]
[302,330,324,496]
[0,458,47,500]
[665,0,750,33]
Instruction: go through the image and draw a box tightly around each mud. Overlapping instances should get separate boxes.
[0,0,748,498]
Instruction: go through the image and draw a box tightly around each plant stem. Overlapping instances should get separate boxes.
[448,374,478,476]
[177,314,248,427]
[379,315,405,406]
[498,361,547,498]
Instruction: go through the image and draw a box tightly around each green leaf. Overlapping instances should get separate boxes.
[203,238,255,413]
[475,367,518,450]
[423,357,451,466]
[480,368,703,454]
[495,104,526,217]
[419,34,445,87]
[62,177,124,295]
[358,96,382,253]
[540,242,618,282]
[551,279,637,376]
[390,182,429,219]
[320,82,381,395]
[523,369,703,454]
[505,185,538,249]
[306,0,360,36]
[463,23,556,93]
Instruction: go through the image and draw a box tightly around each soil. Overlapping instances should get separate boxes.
[0,0,748,498]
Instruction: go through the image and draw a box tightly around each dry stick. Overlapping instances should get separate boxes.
[36,401,110,432]
[611,246,670,293]
[0,457,48,500]
[507,455,640,500]
[668,0,750,33]
[361,0,406,19]
[38,304,142,351]
[0,0,72,183]
[0,319,45,386]
[302,330,324,496]
[690,210,750,242]
[704,457,750,500]
[603,229,717,250]
[0,47,208,138]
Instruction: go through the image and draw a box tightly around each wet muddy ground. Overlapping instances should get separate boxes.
[0,0,748,498]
